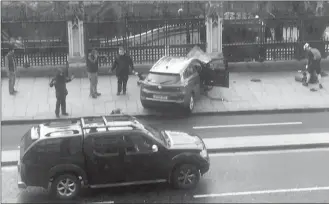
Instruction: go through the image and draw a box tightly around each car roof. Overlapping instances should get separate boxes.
[150,56,194,74]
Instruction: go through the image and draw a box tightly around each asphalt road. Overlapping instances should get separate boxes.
[2,112,329,151]
[2,148,329,203]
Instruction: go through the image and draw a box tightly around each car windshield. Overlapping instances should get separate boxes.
[143,124,167,146]
[146,73,181,85]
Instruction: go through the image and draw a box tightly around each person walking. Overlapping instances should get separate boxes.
[109,46,135,95]
[87,49,101,98]
[303,43,323,89]
[5,45,17,95]
[49,68,74,118]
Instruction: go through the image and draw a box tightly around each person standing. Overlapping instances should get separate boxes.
[49,68,74,118]
[303,43,323,89]
[5,45,17,95]
[109,46,135,95]
[87,49,101,98]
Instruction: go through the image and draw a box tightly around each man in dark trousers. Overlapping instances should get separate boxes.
[87,49,101,98]
[303,43,323,89]
[110,46,135,95]
[5,45,17,95]
[49,68,74,118]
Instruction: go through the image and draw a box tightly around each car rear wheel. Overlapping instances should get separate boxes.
[172,164,200,190]
[50,174,81,200]
[184,94,195,113]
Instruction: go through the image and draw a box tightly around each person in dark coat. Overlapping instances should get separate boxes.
[49,68,74,118]
[109,46,135,95]
[5,44,17,95]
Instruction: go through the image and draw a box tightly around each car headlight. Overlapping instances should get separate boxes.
[200,148,208,158]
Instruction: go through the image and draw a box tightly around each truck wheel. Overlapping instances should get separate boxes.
[50,174,81,200]
[171,164,200,190]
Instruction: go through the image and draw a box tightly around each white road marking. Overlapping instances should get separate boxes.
[209,147,329,157]
[203,132,329,150]
[193,122,302,129]
[194,186,329,198]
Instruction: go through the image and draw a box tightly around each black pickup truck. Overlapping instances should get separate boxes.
[18,114,210,200]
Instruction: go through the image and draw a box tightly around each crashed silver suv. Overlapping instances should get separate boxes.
[140,47,229,113]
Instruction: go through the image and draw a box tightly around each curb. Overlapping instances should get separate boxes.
[2,107,329,126]
[3,143,329,167]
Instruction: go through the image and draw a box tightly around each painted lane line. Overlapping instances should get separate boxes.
[194,186,329,198]
[203,132,329,150]
[193,122,302,129]
[209,147,329,157]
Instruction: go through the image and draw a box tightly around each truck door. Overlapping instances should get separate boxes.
[84,131,125,185]
[205,59,229,88]
[122,132,168,182]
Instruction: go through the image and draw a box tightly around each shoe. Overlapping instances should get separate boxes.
[56,114,60,118]
[319,84,323,89]
[91,95,97,98]
[116,92,120,95]
[303,82,308,87]
[13,90,18,93]
[96,92,101,96]
[62,113,69,116]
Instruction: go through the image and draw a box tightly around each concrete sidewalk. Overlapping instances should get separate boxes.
[2,71,329,123]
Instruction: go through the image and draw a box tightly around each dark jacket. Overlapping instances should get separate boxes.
[111,54,134,77]
[49,73,72,98]
[87,54,99,73]
[5,52,16,72]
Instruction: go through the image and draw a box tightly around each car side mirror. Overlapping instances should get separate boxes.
[152,144,158,152]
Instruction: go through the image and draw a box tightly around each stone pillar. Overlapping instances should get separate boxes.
[67,17,86,67]
[206,17,213,53]
[218,16,223,53]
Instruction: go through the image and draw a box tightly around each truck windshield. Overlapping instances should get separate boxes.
[143,125,167,146]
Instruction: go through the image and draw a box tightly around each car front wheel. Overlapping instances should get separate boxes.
[172,164,200,190]
[50,174,81,200]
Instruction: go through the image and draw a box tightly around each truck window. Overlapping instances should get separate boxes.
[123,133,153,154]
[92,134,122,156]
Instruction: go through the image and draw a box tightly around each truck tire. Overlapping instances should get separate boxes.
[171,164,200,190]
[50,174,81,200]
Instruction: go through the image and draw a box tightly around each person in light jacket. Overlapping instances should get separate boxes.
[303,43,323,89]
[87,49,101,98]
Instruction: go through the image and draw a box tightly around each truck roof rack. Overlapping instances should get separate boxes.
[80,115,141,130]
[44,119,80,127]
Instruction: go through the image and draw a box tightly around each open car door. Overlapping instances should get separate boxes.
[187,46,229,88]
[205,58,229,88]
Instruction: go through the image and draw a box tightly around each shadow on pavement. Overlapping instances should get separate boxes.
[14,183,198,203]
